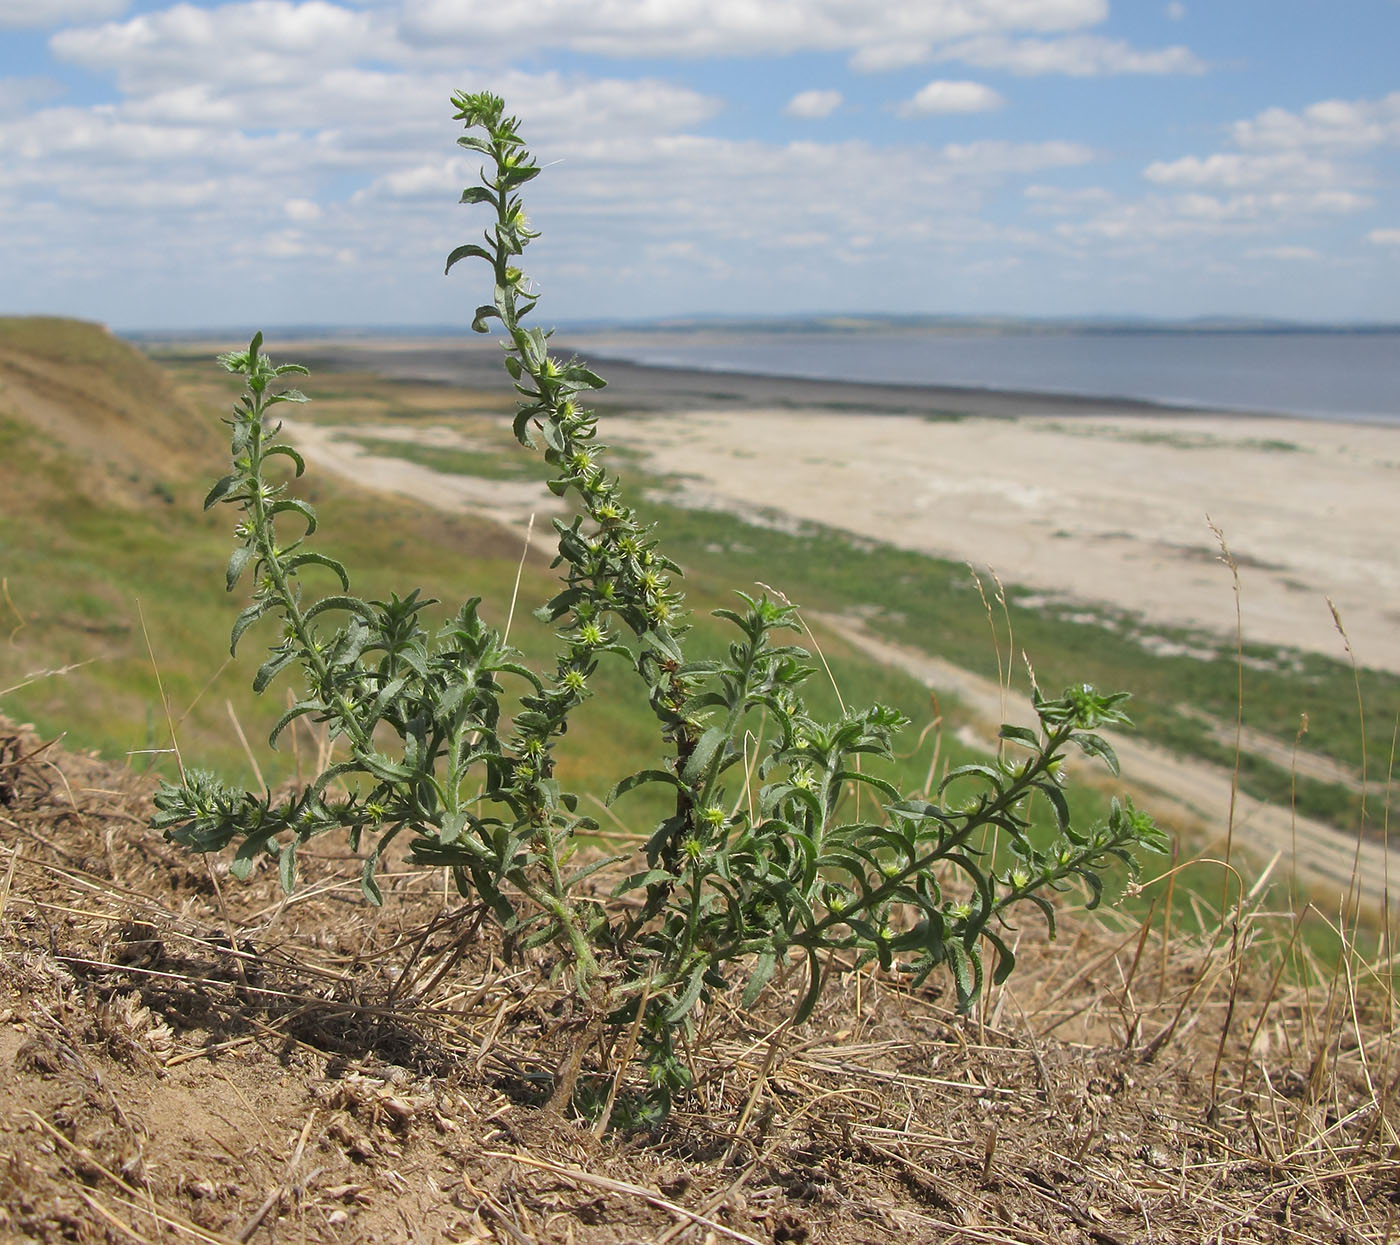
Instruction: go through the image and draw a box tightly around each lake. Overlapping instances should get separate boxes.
[572,329,1400,424]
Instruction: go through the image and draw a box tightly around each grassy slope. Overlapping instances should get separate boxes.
[5,321,1093,856]
[640,502,1399,830]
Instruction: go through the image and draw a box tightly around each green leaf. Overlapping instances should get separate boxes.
[983,927,1017,985]
[445,243,494,274]
[231,831,277,879]
[472,304,502,333]
[1078,867,1106,910]
[998,723,1039,749]
[564,853,626,888]
[225,545,256,592]
[230,600,271,655]
[268,497,318,536]
[792,946,825,1025]
[606,768,682,805]
[946,941,978,1010]
[641,629,684,664]
[459,185,497,207]
[611,867,674,896]
[560,362,605,390]
[253,647,299,693]
[283,552,350,590]
[204,474,240,510]
[268,700,321,748]
[665,963,707,1023]
[278,842,297,894]
[939,763,1005,796]
[361,855,383,906]
[742,950,777,1008]
[263,443,306,473]
[304,595,378,624]
[681,725,727,786]
[1071,732,1120,775]
[1024,891,1058,938]
[1036,780,1071,831]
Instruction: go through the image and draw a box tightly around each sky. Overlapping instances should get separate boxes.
[1,0,1398,330]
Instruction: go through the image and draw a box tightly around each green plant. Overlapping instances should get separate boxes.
[152,91,1167,1122]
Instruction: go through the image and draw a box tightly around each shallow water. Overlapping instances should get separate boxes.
[583,329,1400,424]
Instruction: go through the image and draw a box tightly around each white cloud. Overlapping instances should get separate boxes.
[51,1,391,92]
[1369,228,1400,246]
[941,138,1090,171]
[850,42,933,72]
[0,0,126,27]
[285,197,322,221]
[784,89,843,120]
[1165,2,1185,18]
[0,76,62,119]
[1077,90,1399,253]
[1144,151,1340,190]
[935,33,1204,76]
[1023,183,1113,213]
[1244,245,1320,261]
[401,0,1109,60]
[1231,93,1400,152]
[1056,188,1368,247]
[899,80,1003,117]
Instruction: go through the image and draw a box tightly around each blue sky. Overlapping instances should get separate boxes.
[1,0,1398,329]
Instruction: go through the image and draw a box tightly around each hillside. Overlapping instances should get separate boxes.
[0,317,223,508]
[0,319,1395,1242]
[0,319,534,786]
[2,715,1395,1243]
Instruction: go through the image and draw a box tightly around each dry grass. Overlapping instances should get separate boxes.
[1,716,1396,1244]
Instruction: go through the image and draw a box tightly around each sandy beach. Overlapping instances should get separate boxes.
[270,337,1400,673]
[603,403,1400,675]
[256,341,1400,904]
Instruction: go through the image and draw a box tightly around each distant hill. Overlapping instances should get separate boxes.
[0,316,223,510]
[126,313,1400,341]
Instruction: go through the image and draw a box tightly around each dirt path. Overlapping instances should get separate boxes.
[281,419,562,533]
[816,613,1395,913]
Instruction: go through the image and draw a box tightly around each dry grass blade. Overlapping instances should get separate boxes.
[2,715,1396,1242]
[28,1111,238,1245]
[485,1150,766,1245]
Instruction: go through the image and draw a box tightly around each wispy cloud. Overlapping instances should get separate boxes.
[1231,93,1400,152]
[0,0,1395,324]
[784,89,843,120]
[401,0,1110,60]
[933,32,1204,76]
[0,0,127,27]
[898,80,1003,116]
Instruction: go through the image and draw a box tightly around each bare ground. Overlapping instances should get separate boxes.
[1,719,1396,1244]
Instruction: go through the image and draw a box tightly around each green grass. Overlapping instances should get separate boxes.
[344,432,538,480]
[4,364,1106,865]
[631,499,1395,833]
[1042,421,1305,454]
[186,355,1388,839]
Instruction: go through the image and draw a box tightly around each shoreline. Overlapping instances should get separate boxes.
[145,332,1397,428]
[153,336,1400,670]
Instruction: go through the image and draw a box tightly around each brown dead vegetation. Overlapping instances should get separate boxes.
[1,717,1396,1244]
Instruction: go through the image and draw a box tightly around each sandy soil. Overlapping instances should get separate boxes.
[282,419,564,533]
[603,407,1400,674]
[2,719,1393,1244]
